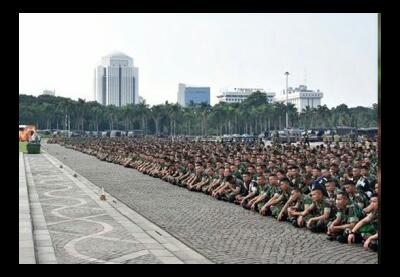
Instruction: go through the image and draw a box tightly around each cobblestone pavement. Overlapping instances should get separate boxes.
[42,143,378,264]
[25,152,210,264]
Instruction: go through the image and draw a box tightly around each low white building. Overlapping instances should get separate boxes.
[217,88,275,103]
[274,85,323,112]
[42,89,55,96]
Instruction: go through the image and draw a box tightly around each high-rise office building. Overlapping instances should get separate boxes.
[94,51,139,107]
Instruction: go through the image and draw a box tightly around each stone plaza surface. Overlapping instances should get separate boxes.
[20,151,210,264]
[19,153,36,264]
[40,143,378,264]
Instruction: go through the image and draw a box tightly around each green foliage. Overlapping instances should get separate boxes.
[19,93,377,136]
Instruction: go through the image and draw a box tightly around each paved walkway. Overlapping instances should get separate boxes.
[19,151,211,264]
[41,143,378,264]
[19,153,36,264]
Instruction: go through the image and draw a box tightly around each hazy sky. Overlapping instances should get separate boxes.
[19,13,378,108]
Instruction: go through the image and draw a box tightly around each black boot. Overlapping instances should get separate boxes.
[326,235,336,241]
[336,234,347,243]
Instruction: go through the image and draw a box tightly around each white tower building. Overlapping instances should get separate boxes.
[94,51,139,107]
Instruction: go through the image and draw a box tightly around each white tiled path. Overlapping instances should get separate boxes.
[20,151,212,264]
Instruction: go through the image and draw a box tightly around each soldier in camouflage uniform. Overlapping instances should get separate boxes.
[357,165,375,198]
[323,134,328,145]
[251,174,280,213]
[161,163,179,182]
[288,166,305,192]
[348,194,379,245]
[234,172,258,204]
[308,167,329,196]
[234,157,247,174]
[329,165,341,185]
[217,175,242,202]
[326,192,360,242]
[243,175,268,210]
[261,178,293,218]
[170,161,188,184]
[343,180,369,215]
[325,179,340,207]
[205,167,226,194]
[193,168,215,192]
[211,168,231,198]
[187,164,206,190]
[297,188,334,232]
[334,133,340,146]
[285,189,309,226]
[179,163,196,188]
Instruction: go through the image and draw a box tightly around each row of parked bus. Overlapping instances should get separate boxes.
[46,126,377,142]
[51,130,144,138]
[216,127,378,144]
[268,127,377,143]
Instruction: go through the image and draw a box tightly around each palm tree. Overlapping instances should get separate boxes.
[150,104,165,135]
[75,99,87,131]
[106,105,119,130]
[136,102,150,134]
[197,102,211,136]
[286,103,298,128]
[171,103,183,136]
[19,93,377,137]
[315,104,330,128]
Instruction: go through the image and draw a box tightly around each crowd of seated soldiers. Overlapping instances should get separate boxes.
[48,135,379,251]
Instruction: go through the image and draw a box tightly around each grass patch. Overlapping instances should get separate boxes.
[19,141,27,153]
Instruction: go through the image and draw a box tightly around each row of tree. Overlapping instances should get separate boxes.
[19,93,377,136]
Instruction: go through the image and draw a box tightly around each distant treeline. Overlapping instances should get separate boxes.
[19,92,377,136]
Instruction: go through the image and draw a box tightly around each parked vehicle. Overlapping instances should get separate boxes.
[101,131,110,137]
[357,127,378,139]
[110,130,124,138]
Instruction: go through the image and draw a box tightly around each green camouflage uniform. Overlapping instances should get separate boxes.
[334,134,340,144]
[221,178,243,202]
[304,197,334,232]
[253,184,269,210]
[287,194,306,223]
[256,184,280,211]
[327,203,360,232]
[201,174,218,192]
[357,210,379,238]
[270,187,293,218]
[349,191,369,215]
[290,175,305,191]
[326,189,339,207]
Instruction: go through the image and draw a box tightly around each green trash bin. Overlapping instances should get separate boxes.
[27,143,41,154]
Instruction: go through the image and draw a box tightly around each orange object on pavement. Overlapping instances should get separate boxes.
[19,125,36,142]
